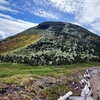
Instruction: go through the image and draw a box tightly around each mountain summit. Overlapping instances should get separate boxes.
[0,22,100,65]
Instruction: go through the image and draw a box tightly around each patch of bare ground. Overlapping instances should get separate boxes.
[0,75,82,100]
[90,67,100,100]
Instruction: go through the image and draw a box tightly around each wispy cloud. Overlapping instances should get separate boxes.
[0,0,18,13]
[0,0,9,5]
[75,0,100,23]
[0,0,38,39]
[33,8,59,20]
[24,0,100,34]
[0,0,100,39]
[0,13,38,39]
[23,0,60,20]
[50,0,83,14]
[49,0,100,35]
[91,21,100,32]
[50,0,100,23]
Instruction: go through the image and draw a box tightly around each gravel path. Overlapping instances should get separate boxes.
[90,67,100,100]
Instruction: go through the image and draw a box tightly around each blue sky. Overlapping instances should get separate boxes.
[0,0,100,39]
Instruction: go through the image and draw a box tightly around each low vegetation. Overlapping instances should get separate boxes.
[0,62,100,99]
[0,22,100,66]
[0,22,100,99]
[0,33,41,54]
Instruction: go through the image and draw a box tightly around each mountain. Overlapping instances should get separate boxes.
[0,21,100,65]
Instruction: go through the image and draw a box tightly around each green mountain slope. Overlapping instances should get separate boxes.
[0,27,41,54]
[0,22,100,65]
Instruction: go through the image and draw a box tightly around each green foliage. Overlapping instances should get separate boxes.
[0,33,41,54]
[0,21,100,65]
[0,62,100,79]
[40,84,79,100]
[0,62,100,99]
[52,26,63,31]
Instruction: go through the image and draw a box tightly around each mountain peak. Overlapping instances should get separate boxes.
[38,21,66,30]
[0,21,100,65]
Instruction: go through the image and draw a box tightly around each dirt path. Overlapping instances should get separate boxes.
[90,67,100,100]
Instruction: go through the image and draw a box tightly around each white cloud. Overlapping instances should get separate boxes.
[0,0,100,39]
[33,8,59,20]
[31,0,100,34]
[0,0,9,5]
[76,0,100,24]
[0,31,7,39]
[91,21,100,32]
[0,0,18,13]
[0,5,18,13]
[88,29,95,33]
[0,13,14,19]
[0,13,38,39]
[71,22,81,26]
[23,0,59,20]
[50,0,83,14]
[50,0,100,22]
[49,0,100,35]
[33,0,53,8]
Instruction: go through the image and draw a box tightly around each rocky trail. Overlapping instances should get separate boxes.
[90,67,100,100]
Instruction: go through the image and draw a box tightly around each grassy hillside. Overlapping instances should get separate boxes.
[0,33,41,54]
[0,22,100,66]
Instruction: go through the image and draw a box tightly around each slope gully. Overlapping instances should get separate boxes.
[58,67,100,100]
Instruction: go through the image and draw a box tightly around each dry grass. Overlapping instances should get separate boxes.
[0,33,41,54]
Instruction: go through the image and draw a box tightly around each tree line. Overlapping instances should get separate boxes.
[0,53,99,66]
